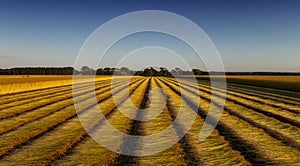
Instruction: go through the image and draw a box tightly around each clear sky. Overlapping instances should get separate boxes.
[0,0,299,72]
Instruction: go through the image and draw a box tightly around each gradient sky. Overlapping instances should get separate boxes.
[0,0,299,72]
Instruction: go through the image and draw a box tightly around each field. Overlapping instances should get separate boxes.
[195,75,300,92]
[0,75,113,95]
[0,75,299,165]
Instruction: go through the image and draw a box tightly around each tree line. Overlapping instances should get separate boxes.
[81,66,206,76]
[0,67,75,75]
[0,66,298,76]
[0,66,203,76]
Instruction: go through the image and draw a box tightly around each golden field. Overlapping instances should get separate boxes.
[0,75,112,95]
[0,75,299,165]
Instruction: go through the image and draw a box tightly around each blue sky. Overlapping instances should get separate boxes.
[0,0,299,71]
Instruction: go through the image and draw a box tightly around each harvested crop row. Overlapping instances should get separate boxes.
[156,78,250,165]
[0,78,123,111]
[228,85,300,106]
[50,78,150,166]
[136,78,188,165]
[197,79,300,106]
[226,84,300,107]
[0,78,133,120]
[160,77,300,165]
[0,78,141,135]
[107,78,151,165]
[195,80,300,113]
[216,81,300,105]
[179,78,300,128]
[196,76,300,99]
[156,79,202,165]
[0,85,72,105]
[0,76,111,101]
[226,81,300,100]
[225,83,300,106]
[0,75,114,95]
[174,79,300,150]
[0,77,137,112]
[0,78,145,159]
[0,78,148,165]
[0,78,116,108]
[0,76,131,104]
[195,75,300,93]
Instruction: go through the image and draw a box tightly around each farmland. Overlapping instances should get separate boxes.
[0,76,299,165]
[0,75,113,95]
[195,75,300,92]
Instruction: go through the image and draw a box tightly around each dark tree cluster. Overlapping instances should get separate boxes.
[0,66,208,76]
[2,66,293,76]
[94,67,133,75]
[135,67,209,77]
[135,67,176,77]
[0,67,75,75]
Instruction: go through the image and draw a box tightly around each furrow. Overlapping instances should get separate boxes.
[174,78,300,150]
[176,78,300,128]
[0,78,122,112]
[0,80,120,120]
[157,81,202,165]
[136,78,189,165]
[229,85,300,106]
[113,78,151,165]
[0,78,144,159]
[0,79,114,109]
[160,77,300,165]
[157,78,250,165]
[195,80,300,114]
[50,78,149,166]
[0,78,133,120]
[0,78,139,135]
[227,82,300,100]
[0,77,111,102]
[198,80,300,106]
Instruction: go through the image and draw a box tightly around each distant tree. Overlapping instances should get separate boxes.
[150,67,158,76]
[142,68,151,76]
[141,67,158,76]
[129,70,136,75]
[107,68,116,75]
[175,68,183,75]
[192,69,202,75]
[120,67,130,75]
[133,71,143,76]
[158,67,172,77]
[170,69,176,75]
[96,68,104,75]
[103,67,112,75]
[2,67,75,75]
[81,66,95,75]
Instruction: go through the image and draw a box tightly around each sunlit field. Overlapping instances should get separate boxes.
[0,75,113,95]
[0,75,299,165]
